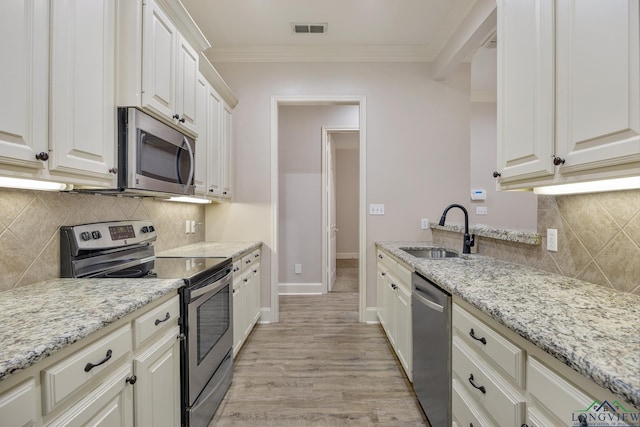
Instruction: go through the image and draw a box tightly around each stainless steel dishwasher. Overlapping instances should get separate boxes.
[412,272,451,427]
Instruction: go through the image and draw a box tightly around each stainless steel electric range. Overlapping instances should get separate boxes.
[60,220,233,427]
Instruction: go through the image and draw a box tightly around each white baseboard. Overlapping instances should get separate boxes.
[336,253,359,259]
[279,282,324,295]
[364,307,379,324]
[258,307,273,323]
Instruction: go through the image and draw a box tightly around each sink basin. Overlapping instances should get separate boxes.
[400,248,459,259]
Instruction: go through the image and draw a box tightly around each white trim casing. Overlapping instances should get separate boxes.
[271,95,367,323]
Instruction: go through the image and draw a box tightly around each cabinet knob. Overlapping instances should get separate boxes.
[177,333,186,341]
[209,189,214,193]
[125,375,137,385]
[492,171,501,178]
[179,117,186,123]
[553,156,566,166]
[108,167,118,174]
[35,152,49,161]
[223,191,228,195]
[172,114,180,120]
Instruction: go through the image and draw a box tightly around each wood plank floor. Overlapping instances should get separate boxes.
[210,282,427,425]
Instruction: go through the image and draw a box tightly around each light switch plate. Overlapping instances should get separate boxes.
[369,204,385,215]
[547,229,558,252]
[476,206,488,215]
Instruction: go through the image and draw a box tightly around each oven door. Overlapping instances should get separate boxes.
[120,107,195,195]
[185,270,233,405]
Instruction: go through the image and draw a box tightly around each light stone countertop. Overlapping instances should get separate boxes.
[0,278,184,381]
[156,241,262,259]
[0,241,261,382]
[376,241,640,409]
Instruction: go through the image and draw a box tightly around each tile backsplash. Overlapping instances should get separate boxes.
[0,189,205,292]
[433,189,640,295]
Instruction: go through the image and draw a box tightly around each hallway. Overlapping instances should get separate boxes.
[210,277,426,425]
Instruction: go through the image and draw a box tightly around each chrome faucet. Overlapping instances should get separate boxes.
[438,204,475,254]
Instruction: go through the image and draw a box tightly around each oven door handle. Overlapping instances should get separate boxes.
[189,272,231,299]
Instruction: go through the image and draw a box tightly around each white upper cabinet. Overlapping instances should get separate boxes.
[555,0,640,173]
[121,0,204,136]
[49,0,117,185]
[497,0,640,190]
[221,103,233,199]
[194,72,208,195]
[0,0,49,174]
[497,0,555,184]
[207,86,223,198]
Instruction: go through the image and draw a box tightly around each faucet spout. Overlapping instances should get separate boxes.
[438,204,475,254]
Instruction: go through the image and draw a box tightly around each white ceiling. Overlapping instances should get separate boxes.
[180,0,489,63]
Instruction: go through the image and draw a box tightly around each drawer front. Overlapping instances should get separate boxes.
[452,336,525,427]
[452,379,495,427]
[527,357,593,423]
[377,249,397,273]
[453,304,525,386]
[241,253,254,271]
[232,259,242,277]
[250,249,260,263]
[42,325,132,413]
[133,295,180,348]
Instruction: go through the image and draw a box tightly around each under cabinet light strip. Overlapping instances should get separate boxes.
[166,196,212,204]
[533,176,640,195]
[0,177,68,191]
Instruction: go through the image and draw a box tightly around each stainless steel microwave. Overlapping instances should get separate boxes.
[109,107,196,196]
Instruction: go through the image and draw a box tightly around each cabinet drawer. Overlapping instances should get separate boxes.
[452,337,525,427]
[250,249,260,263]
[377,249,397,273]
[241,252,254,271]
[42,325,132,413]
[527,357,593,423]
[232,259,242,277]
[452,379,495,427]
[453,304,525,386]
[133,295,180,348]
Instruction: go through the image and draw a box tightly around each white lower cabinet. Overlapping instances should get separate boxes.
[452,301,636,427]
[376,249,413,381]
[0,293,180,427]
[133,327,181,427]
[232,248,261,357]
[0,379,37,427]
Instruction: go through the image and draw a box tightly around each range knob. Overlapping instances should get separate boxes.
[91,231,102,240]
[80,231,92,241]
[141,226,149,233]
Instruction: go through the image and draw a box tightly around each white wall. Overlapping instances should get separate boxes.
[334,134,360,258]
[470,48,537,230]
[278,105,358,285]
[205,61,471,311]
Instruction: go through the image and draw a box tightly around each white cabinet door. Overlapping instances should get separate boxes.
[0,0,49,171]
[49,0,116,184]
[176,34,198,134]
[133,327,181,427]
[395,284,412,380]
[207,86,223,197]
[232,277,244,357]
[142,0,177,120]
[48,364,134,427]
[555,0,640,172]
[251,262,261,325]
[0,379,37,427]
[376,266,390,331]
[194,73,208,195]
[221,103,233,199]
[496,0,555,183]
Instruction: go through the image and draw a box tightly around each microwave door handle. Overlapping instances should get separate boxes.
[176,137,194,185]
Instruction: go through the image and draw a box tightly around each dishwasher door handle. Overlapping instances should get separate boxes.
[414,288,444,312]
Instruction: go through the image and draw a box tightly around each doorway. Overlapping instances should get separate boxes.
[270,96,367,323]
[322,128,359,294]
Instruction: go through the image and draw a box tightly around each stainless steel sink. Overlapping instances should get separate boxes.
[400,248,459,259]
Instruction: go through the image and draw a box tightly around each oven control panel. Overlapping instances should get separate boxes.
[62,220,157,252]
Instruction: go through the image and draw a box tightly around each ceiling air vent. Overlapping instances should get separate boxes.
[292,23,328,34]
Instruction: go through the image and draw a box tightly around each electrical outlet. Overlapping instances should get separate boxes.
[369,204,385,215]
[294,264,302,274]
[190,220,196,233]
[476,206,488,215]
[547,228,558,252]
[185,220,190,234]
[421,218,429,229]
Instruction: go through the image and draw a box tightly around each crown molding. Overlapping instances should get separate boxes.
[207,44,434,63]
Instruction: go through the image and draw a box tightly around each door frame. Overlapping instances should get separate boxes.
[270,95,367,323]
[321,126,359,293]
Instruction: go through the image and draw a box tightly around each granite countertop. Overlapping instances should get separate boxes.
[156,241,262,259]
[0,241,261,383]
[0,278,183,381]
[377,241,640,409]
